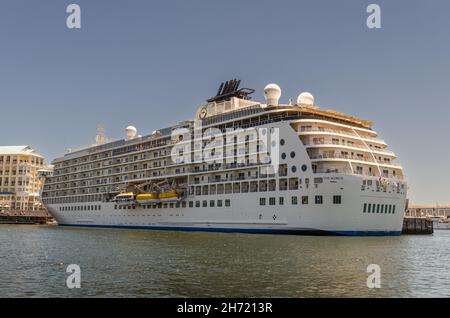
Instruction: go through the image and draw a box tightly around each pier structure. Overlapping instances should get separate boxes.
[406,204,450,218]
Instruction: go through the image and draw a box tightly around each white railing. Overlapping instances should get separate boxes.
[299,127,384,143]
[303,140,395,156]
[309,153,402,167]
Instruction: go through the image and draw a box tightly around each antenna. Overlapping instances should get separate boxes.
[95,124,107,145]
[207,79,255,103]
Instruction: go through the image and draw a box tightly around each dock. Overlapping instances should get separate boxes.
[402,217,433,235]
[0,210,51,225]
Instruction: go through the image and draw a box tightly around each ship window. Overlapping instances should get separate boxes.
[218,200,223,207]
[333,195,342,205]
[393,205,396,214]
[195,201,200,208]
[189,201,193,208]
[280,139,285,146]
[269,197,276,206]
[281,153,286,160]
[225,199,231,207]
[260,198,266,206]
[182,202,187,208]
[301,196,308,204]
[377,204,380,213]
[315,195,323,205]
[385,205,388,214]
[388,205,392,214]
[202,200,207,207]
[290,152,296,158]
[279,179,287,191]
[210,200,215,207]
[269,180,276,191]
[363,203,367,213]
[291,166,297,173]
[301,165,307,172]
[289,178,298,190]
[291,196,298,205]
[279,197,284,205]
[259,180,268,192]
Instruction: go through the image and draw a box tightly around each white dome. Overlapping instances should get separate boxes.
[264,83,282,106]
[297,92,314,106]
[126,126,137,140]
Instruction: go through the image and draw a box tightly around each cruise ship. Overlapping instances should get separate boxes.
[42,80,407,235]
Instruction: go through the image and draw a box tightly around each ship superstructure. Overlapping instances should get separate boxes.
[42,80,407,235]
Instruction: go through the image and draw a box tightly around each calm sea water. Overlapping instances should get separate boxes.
[0,224,449,297]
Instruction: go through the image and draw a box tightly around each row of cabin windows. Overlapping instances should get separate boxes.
[60,205,101,212]
[363,203,396,214]
[189,177,323,196]
[113,199,231,210]
[259,195,342,206]
[43,194,104,205]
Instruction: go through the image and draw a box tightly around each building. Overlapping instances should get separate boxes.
[406,204,450,218]
[0,146,48,213]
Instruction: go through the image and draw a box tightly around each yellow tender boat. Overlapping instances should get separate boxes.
[159,190,180,202]
[136,193,160,204]
[113,192,135,206]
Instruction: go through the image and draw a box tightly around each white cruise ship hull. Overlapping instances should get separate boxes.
[46,174,406,236]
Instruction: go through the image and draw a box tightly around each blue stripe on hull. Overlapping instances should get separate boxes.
[58,224,402,236]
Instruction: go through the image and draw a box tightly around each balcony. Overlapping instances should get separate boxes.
[303,140,396,156]
[298,127,385,144]
[309,153,402,168]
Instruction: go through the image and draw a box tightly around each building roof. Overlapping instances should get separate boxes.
[408,204,450,209]
[0,146,43,157]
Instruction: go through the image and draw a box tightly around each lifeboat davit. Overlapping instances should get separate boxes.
[159,190,180,202]
[112,192,135,206]
[136,193,160,204]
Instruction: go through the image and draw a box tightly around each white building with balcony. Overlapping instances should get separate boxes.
[0,146,48,212]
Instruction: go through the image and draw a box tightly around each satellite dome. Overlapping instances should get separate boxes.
[126,126,137,140]
[264,83,282,106]
[297,92,314,106]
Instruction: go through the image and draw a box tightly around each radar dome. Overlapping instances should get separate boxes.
[264,83,282,106]
[126,126,137,140]
[297,92,314,106]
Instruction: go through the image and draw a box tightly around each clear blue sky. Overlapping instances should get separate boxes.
[0,0,449,204]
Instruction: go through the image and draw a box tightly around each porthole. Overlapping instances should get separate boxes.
[290,151,296,158]
[281,153,286,160]
[301,164,307,172]
[280,139,285,146]
[291,166,297,173]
